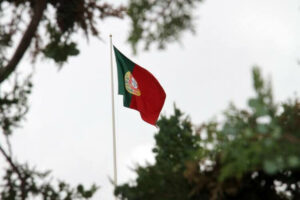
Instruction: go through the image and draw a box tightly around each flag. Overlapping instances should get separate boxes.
[113,46,166,125]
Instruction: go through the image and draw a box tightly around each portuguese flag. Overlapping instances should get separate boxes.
[113,46,166,125]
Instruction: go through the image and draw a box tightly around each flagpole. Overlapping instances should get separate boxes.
[109,34,118,199]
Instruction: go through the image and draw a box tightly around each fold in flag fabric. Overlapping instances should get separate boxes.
[113,46,166,125]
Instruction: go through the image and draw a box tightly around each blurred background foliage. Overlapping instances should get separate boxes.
[127,0,202,53]
[0,0,200,67]
[115,68,300,200]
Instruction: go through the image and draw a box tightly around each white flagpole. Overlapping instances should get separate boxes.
[109,34,118,199]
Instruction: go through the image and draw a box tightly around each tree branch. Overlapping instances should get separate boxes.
[283,133,300,144]
[0,0,47,84]
[0,143,22,180]
[5,135,13,157]
[0,143,27,200]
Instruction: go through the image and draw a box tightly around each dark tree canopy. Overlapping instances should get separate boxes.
[115,107,200,200]
[115,68,300,200]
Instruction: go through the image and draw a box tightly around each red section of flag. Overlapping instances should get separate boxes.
[129,65,166,125]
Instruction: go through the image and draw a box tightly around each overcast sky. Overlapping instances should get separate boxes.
[1,0,300,199]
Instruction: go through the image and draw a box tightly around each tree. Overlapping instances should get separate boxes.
[0,150,98,200]
[0,0,203,199]
[115,68,300,200]
[115,107,200,200]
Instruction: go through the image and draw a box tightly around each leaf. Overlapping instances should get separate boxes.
[257,124,268,134]
[263,160,277,174]
[288,156,300,168]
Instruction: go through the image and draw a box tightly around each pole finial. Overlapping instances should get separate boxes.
[109,34,112,38]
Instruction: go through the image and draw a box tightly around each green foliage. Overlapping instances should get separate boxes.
[0,162,98,200]
[43,41,79,64]
[0,75,32,135]
[127,0,202,53]
[154,108,198,167]
[42,24,79,64]
[115,67,300,200]
[115,107,200,200]
[213,67,299,180]
[188,67,300,199]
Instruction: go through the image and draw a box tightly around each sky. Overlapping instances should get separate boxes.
[1,0,300,199]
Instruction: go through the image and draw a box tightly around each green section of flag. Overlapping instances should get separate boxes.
[113,46,135,107]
